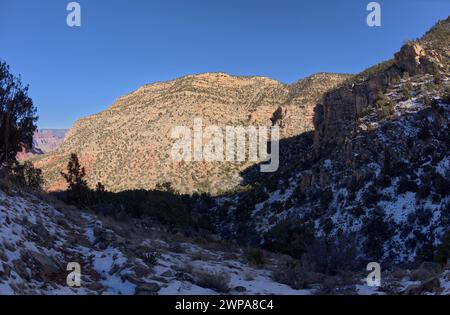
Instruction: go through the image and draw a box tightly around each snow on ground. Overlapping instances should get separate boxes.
[139,239,313,295]
[1,183,448,295]
[355,284,386,295]
[0,185,314,295]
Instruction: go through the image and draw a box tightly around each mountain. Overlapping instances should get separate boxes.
[17,129,67,161]
[33,73,350,194]
[205,17,450,267]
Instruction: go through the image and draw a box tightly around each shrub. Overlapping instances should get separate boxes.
[416,185,431,199]
[77,188,193,228]
[397,176,418,194]
[25,163,43,191]
[319,189,333,212]
[271,201,284,214]
[410,266,438,282]
[390,73,402,85]
[155,181,176,194]
[272,258,321,290]
[11,161,43,191]
[191,269,230,293]
[436,231,450,266]
[443,85,450,104]
[432,171,450,195]
[348,206,365,218]
[417,208,433,227]
[360,106,372,117]
[303,236,360,275]
[61,153,90,204]
[263,219,314,259]
[363,184,379,206]
[235,200,253,222]
[0,175,13,195]
[422,95,431,107]
[317,273,357,294]
[416,240,436,262]
[377,174,391,188]
[244,248,265,267]
[362,209,394,260]
[418,125,431,140]
[320,217,334,234]
[430,98,441,110]
[375,92,395,117]
[401,82,413,100]
[441,202,450,227]
[410,262,441,281]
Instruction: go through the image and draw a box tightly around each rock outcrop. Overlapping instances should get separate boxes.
[394,41,445,76]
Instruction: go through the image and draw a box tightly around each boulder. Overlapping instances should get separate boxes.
[234,286,247,293]
[28,251,60,276]
[395,42,441,75]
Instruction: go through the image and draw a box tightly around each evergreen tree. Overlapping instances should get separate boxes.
[0,60,38,167]
[23,161,44,191]
[61,153,89,202]
[11,161,43,191]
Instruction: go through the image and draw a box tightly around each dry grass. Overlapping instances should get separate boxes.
[191,268,231,293]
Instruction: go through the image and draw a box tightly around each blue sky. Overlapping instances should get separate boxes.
[0,0,449,129]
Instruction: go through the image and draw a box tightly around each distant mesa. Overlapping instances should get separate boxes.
[17,129,67,161]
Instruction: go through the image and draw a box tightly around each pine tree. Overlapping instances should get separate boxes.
[0,60,38,167]
[11,160,43,191]
[61,153,89,202]
[23,161,43,191]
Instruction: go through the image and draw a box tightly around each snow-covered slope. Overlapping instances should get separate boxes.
[1,184,448,295]
[0,184,314,295]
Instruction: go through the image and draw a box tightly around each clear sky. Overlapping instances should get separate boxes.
[0,0,449,129]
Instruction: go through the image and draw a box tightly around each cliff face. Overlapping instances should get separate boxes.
[314,17,450,156]
[34,72,349,194]
[313,61,400,155]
